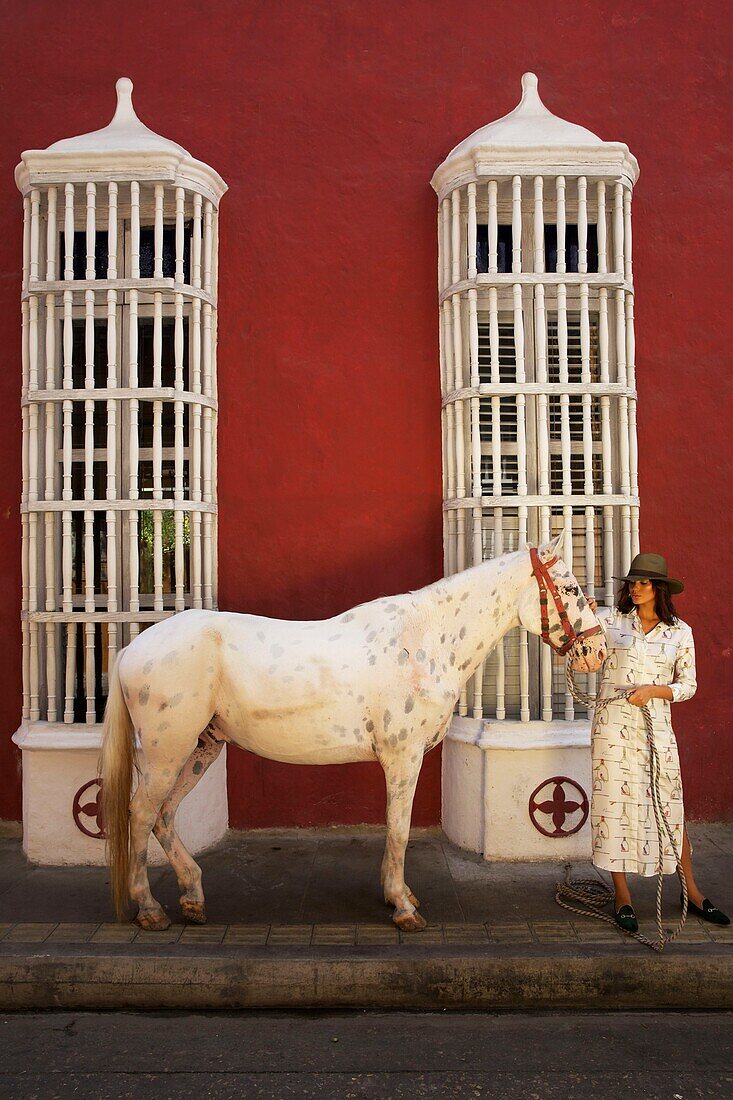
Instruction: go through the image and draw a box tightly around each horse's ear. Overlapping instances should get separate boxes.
[539,531,564,562]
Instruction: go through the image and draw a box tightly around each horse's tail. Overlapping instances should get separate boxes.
[99,647,134,921]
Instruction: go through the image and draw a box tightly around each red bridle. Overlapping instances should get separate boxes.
[530,547,603,657]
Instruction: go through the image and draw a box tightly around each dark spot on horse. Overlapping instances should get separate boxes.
[397,649,409,665]
[158,700,169,712]
[192,761,204,775]
[449,653,456,666]
[405,696,415,713]
[156,723,169,733]
[271,644,284,658]
[366,719,374,732]
[399,729,408,740]
[461,591,469,601]
[416,649,426,662]
[368,654,376,665]
[139,686,150,706]
[459,626,466,639]
[440,634,446,644]
[384,710,392,730]
[162,650,178,665]
[142,660,154,675]
[341,613,355,623]
[228,643,239,651]
[169,693,183,707]
[367,631,377,642]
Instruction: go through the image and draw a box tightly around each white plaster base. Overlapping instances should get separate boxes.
[12,722,229,866]
[442,716,592,861]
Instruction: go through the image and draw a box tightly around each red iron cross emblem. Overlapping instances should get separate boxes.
[72,778,106,839]
[528,776,589,838]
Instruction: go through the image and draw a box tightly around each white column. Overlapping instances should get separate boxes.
[534,283,552,721]
[511,176,522,273]
[556,176,566,274]
[533,176,544,274]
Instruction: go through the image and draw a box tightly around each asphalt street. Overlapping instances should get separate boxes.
[0,1010,731,1098]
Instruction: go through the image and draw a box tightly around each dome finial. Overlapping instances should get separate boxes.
[111,77,137,127]
[520,72,542,109]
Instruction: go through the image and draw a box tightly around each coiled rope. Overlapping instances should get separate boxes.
[555,664,688,952]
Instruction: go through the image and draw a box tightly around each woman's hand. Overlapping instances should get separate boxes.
[628,685,658,707]
[587,597,598,614]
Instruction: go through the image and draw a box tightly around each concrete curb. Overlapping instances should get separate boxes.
[2,948,732,1011]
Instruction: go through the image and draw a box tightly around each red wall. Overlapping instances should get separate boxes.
[0,1,730,823]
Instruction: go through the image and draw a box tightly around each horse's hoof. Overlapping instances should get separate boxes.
[136,908,171,931]
[393,907,427,933]
[181,900,207,924]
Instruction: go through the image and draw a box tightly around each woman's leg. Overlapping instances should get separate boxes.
[678,827,705,907]
[611,870,633,908]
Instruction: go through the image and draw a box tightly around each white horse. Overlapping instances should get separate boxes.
[100,535,605,932]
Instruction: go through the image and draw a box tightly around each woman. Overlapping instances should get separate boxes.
[587,553,729,932]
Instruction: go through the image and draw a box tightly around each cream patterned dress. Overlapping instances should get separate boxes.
[591,607,696,876]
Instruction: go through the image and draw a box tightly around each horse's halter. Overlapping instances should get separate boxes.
[529,547,603,656]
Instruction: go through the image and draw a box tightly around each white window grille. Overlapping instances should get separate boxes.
[432,73,639,724]
[15,79,227,729]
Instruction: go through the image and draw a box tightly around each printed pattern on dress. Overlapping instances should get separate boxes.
[591,608,696,876]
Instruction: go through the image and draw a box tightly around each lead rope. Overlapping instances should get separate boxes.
[554,664,688,952]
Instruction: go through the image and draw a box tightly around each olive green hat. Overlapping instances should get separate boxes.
[613,553,684,595]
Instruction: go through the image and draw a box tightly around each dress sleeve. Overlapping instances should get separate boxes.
[594,605,614,635]
[670,625,697,703]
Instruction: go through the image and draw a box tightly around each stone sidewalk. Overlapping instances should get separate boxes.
[0,824,731,1009]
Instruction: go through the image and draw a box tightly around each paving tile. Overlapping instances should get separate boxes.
[134,926,184,945]
[530,921,579,943]
[356,924,399,946]
[266,924,313,946]
[400,925,444,945]
[46,923,100,944]
[707,928,733,944]
[443,923,489,944]
[4,923,57,943]
[90,923,139,944]
[312,924,356,946]
[486,921,534,944]
[223,925,270,946]
[179,924,227,945]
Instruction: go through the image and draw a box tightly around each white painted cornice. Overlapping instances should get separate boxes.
[448,715,591,751]
[432,73,639,197]
[14,77,228,205]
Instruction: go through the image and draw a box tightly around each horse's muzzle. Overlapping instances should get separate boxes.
[568,635,607,673]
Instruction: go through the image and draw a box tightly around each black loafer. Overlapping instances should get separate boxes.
[614,904,639,933]
[681,892,731,926]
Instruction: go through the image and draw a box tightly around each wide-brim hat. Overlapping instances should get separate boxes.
[613,553,684,595]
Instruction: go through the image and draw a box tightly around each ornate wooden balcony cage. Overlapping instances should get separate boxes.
[14,77,228,739]
[431,73,640,725]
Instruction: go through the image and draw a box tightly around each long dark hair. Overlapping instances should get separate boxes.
[616,580,678,625]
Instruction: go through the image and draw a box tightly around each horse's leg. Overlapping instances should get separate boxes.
[129,776,174,931]
[380,755,427,933]
[152,731,224,924]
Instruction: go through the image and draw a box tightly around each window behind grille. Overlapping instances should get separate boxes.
[477,314,519,496]
[547,313,602,494]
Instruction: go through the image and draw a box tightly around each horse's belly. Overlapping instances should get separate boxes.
[225,714,377,765]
